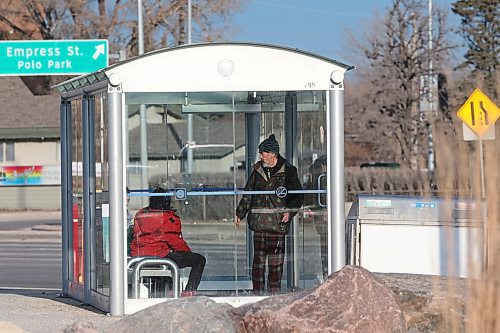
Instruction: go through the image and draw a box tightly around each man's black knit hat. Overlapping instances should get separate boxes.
[258,134,279,155]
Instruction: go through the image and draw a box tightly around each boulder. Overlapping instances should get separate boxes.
[0,321,26,333]
[105,296,235,333]
[375,273,467,332]
[63,321,100,333]
[232,265,407,333]
[60,267,467,333]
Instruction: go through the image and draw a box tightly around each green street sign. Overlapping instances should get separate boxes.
[0,39,108,76]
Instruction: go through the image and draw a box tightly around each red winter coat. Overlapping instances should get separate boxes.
[130,207,191,257]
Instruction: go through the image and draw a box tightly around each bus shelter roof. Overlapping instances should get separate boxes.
[55,42,354,97]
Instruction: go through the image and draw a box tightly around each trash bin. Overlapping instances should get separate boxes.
[346,194,485,278]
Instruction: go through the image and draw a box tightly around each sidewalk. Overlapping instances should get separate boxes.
[0,211,61,223]
[0,289,121,333]
[0,211,119,332]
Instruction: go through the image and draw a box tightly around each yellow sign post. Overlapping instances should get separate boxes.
[457,88,500,137]
[457,89,498,274]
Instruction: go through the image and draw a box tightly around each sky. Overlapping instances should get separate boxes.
[231,0,459,66]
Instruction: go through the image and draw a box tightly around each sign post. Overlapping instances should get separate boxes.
[0,39,108,75]
[457,88,499,273]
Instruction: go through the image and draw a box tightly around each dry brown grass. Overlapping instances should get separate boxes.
[463,137,499,333]
[347,124,499,331]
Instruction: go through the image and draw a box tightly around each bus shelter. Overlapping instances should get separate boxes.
[55,42,354,315]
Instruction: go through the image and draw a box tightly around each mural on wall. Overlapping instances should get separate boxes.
[0,165,60,185]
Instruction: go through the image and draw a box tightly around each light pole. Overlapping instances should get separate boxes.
[186,0,194,175]
[427,0,435,172]
[138,0,148,202]
[138,0,144,55]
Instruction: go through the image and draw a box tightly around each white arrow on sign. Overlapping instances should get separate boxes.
[92,44,106,60]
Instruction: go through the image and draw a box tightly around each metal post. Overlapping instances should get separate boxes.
[60,100,71,295]
[82,95,91,300]
[245,113,259,273]
[245,113,260,179]
[139,105,148,194]
[427,0,435,172]
[188,0,192,44]
[137,0,144,55]
[108,84,125,316]
[328,76,346,273]
[131,258,180,299]
[88,95,97,291]
[137,0,148,201]
[285,92,299,289]
[187,114,194,174]
[479,138,487,273]
[479,139,485,200]
[67,105,75,287]
[186,0,194,175]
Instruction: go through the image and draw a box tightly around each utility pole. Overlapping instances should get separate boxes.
[427,0,435,172]
[138,0,144,55]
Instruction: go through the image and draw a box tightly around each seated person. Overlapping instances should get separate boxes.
[130,187,206,294]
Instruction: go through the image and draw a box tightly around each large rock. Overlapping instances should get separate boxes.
[375,273,467,332]
[0,321,26,333]
[63,321,100,333]
[105,296,235,333]
[60,268,466,333]
[231,265,407,333]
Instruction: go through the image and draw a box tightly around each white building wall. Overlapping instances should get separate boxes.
[0,141,59,166]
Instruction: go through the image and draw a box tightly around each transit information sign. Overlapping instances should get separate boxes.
[0,39,108,75]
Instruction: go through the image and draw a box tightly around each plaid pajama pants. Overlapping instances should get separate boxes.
[252,231,286,293]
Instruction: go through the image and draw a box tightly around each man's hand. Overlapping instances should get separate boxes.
[235,216,241,228]
[281,212,290,223]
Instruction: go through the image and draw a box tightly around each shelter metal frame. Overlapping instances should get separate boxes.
[55,42,354,315]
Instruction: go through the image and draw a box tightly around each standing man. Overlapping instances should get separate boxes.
[235,134,303,294]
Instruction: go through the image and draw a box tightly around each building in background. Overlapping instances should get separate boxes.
[0,76,61,210]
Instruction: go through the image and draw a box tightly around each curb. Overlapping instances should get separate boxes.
[0,226,61,241]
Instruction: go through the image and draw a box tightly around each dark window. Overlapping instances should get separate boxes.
[6,142,14,161]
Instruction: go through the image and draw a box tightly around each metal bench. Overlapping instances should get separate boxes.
[127,257,180,299]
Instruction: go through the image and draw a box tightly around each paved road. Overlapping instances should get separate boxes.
[0,211,119,333]
[0,211,60,231]
[0,241,61,289]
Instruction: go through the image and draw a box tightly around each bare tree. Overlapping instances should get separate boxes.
[0,0,131,43]
[0,0,245,53]
[347,0,454,170]
[0,0,133,93]
[0,0,245,94]
[131,0,244,54]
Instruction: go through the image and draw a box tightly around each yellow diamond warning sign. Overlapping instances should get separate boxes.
[457,89,499,137]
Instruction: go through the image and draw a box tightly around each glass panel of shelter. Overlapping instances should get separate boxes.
[295,91,328,285]
[68,93,112,296]
[259,91,329,288]
[124,90,328,298]
[70,99,84,285]
[91,92,110,296]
